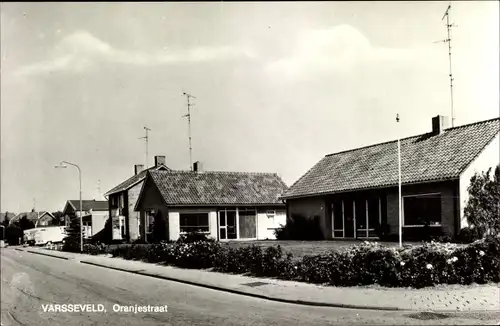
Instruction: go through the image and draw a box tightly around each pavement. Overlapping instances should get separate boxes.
[2,247,500,326]
[18,246,500,313]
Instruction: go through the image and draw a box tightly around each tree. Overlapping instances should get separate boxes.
[51,211,65,226]
[91,217,112,244]
[5,224,22,245]
[62,217,82,252]
[1,216,9,228]
[464,164,500,237]
[18,215,35,232]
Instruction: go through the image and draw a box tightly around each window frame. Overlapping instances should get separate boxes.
[179,212,210,234]
[402,192,442,227]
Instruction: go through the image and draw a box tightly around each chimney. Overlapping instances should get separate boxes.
[154,155,166,167]
[134,164,144,175]
[193,161,203,172]
[432,115,449,135]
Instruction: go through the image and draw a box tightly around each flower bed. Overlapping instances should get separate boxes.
[85,236,500,288]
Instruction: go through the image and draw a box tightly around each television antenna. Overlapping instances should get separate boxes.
[182,92,196,171]
[433,3,458,127]
[138,127,151,168]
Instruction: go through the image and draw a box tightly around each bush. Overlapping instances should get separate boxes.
[274,214,324,240]
[102,235,500,288]
[456,227,483,244]
[83,243,108,255]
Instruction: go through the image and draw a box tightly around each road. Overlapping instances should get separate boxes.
[1,248,498,326]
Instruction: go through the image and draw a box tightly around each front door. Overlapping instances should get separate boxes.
[219,209,237,240]
[344,199,355,238]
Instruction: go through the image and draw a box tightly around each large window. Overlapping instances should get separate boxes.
[403,193,442,226]
[180,213,209,233]
[332,201,343,238]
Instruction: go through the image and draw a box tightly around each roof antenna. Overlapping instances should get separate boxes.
[139,127,151,168]
[182,91,196,171]
[434,2,457,127]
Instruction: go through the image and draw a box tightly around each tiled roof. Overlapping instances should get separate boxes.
[10,211,52,224]
[282,118,500,199]
[104,165,170,196]
[66,200,109,212]
[144,170,288,206]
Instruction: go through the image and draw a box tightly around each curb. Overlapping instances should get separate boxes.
[80,260,404,311]
[26,250,70,260]
[14,248,25,252]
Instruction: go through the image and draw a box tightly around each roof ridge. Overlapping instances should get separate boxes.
[325,117,500,158]
[151,169,280,176]
[444,116,499,131]
[104,164,171,196]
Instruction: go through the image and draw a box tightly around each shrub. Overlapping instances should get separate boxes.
[374,222,391,241]
[456,227,483,244]
[102,235,500,289]
[83,243,108,255]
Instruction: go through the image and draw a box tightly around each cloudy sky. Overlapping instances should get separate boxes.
[1,2,498,213]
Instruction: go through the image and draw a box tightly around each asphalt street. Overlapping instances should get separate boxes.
[1,248,498,326]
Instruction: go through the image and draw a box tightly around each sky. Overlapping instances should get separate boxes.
[1,1,499,213]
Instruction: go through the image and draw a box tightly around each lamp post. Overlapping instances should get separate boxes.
[396,114,402,248]
[55,161,83,252]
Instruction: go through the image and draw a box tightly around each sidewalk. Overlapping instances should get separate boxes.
[21,247,500,312]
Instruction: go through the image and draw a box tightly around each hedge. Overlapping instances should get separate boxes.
[82,235,500,289]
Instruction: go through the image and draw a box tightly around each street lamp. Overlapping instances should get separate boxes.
[396,114,402,248]
[55,161,83,252]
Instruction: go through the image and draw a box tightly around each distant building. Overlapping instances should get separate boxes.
[0,212,16,224]
[62,200,108,238]
[9,210,55,227]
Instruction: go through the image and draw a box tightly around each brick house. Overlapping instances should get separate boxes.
[134,162,288,242]
[104,155,170,242]
[62,200,108,238]
[281,116,500,240]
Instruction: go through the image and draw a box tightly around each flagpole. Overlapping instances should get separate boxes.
[397,114,402,248]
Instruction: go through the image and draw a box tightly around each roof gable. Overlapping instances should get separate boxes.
[282,118,500,199]
[63,200,108,213]
[104,164,170,196]
[138,170,288,207]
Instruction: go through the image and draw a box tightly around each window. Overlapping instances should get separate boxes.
[180,213,209,233]
[403,193,441,226]
[266,210,275,225]
[332,201,343,238]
